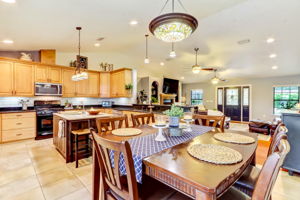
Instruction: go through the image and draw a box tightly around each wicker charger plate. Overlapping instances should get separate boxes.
[187,144,243,165]
[112,128,142,136]
[214,133,255,144]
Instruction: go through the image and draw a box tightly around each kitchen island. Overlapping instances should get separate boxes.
[53,111,115,163]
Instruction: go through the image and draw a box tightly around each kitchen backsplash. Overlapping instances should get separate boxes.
[0,97,136,108]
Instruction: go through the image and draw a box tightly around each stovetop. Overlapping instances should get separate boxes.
[34,100,63,116]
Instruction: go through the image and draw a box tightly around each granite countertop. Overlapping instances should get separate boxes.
[54,112,114,121]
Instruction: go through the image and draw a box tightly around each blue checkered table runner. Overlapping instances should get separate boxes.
[109,125,212,183]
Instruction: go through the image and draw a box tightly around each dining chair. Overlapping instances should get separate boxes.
[96,115,129,134]
[170,139,290,200]
[131,113,155,127]
[234,125,288,196]
[193,114,225,132]
[91,129,178,200]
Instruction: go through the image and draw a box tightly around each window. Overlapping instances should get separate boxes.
[191,89,203,105]
[226,88,239,105]
[273,86,299,114]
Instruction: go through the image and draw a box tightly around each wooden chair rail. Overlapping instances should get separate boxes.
[193,114,225,132]
[131,113,155,127]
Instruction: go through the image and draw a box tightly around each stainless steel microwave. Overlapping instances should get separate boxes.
[35,83,62,96]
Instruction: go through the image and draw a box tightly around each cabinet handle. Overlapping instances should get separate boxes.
[16,114,22,117]
[16,133,22,136]
[16,122,22,125]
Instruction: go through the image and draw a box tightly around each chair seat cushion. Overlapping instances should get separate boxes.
[218,187,251,200]
[234,165,260,195]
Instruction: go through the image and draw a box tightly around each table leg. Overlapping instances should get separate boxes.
[195,190,216,200]
[92,144,100,200]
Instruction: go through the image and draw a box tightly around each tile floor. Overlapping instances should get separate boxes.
[0,124,299,200]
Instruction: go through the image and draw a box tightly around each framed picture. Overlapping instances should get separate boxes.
[76,55,88,69]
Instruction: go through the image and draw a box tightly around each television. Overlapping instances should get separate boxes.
[163,78,179,101]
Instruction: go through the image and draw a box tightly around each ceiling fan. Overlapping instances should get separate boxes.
[192,48,215,74]
[211,69,227,84]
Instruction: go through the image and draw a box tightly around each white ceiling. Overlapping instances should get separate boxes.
[1,0,300,83]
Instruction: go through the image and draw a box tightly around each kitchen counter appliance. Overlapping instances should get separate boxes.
[35,83,62,96]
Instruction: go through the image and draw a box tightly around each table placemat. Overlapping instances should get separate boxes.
[187,144,243,164]
[109,125,212,183]
[112,128,142,136]
[214,133,255,144]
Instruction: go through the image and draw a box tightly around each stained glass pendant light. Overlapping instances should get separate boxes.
[192,48,201,74]
[144,34,150,64]
[149,0,198,43]
[72,27,88,81]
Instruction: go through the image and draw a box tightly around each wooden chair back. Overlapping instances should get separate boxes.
[268,124,288,156]
[96,115,129,134]
[131,113,155,127]
[193,114,225,132]
[91,129,138,200]
[252,139,290,200]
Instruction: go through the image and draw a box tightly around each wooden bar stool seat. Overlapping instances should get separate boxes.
[71,128,92,168]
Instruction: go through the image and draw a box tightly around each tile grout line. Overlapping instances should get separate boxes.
[25,141,47,200]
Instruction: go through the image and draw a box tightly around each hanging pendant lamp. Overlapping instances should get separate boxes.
[192,48,201,74]
[169,42,176,58]
[144,34,150,64]
[72,27,88,81]
[149,0,198,43]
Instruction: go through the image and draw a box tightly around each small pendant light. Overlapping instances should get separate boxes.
[144,34,150,64]
[169,42,176,58]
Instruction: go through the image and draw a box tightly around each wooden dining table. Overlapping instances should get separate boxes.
[92,125,257,200]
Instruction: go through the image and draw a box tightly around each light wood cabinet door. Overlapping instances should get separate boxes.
[14,63,34,96]
[76,78,89,97]
[48,66,61,83]
[88,72,100,97]
[62,69,76,97]
[111,71,124,97]
[100,72,110,98]
[0,61,14,96]
[35,65,48,83]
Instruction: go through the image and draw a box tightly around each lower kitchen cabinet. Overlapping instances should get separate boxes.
[1,112,36,143]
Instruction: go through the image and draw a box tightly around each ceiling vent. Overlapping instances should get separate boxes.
[97,37,105,41]
[237,39,250,45]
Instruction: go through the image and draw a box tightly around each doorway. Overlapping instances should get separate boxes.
[217,86,250,122]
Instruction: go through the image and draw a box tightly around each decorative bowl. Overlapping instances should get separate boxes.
[87,109,101,115]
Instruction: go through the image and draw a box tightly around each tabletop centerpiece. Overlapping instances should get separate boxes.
[163,104,184,127]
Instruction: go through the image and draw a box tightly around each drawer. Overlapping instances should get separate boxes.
[2,117,36,130]
[2,128,35,142]
[2,112,36,119]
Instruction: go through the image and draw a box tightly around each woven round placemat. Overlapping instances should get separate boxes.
[187,144,243,164]
[112,128,142,136]
[214,133,255,144]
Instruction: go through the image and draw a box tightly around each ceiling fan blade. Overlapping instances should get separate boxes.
[201,67,215,71]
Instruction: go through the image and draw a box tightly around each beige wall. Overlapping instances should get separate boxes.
[182,75,300,121]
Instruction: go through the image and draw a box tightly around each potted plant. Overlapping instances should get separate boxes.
[163,104,184,127]
[125,83,133,95]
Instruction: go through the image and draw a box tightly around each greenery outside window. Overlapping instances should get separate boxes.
[273,86,299,114]
[191,89,203,105]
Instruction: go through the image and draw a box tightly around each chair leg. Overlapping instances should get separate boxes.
[75,134,79,168]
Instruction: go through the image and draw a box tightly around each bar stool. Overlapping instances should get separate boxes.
[71,128,92,168]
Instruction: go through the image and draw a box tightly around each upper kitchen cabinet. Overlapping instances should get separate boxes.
[62,68,76,97]
[110,68,132,98]
[87,72,100,97]
[14,63,35,96]
[100,72,110,98]
[35,65,61,83]
[0,61,14,96]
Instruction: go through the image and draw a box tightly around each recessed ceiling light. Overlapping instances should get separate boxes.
[269,54,277,58]
[129,20,138,26]
[272,65,278,70]
[266,38,275,43]
[2,39,14,44]
[181,77,184,80]
[94,43,100,47]
[160,62,165,66]
[2,0,16,3]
